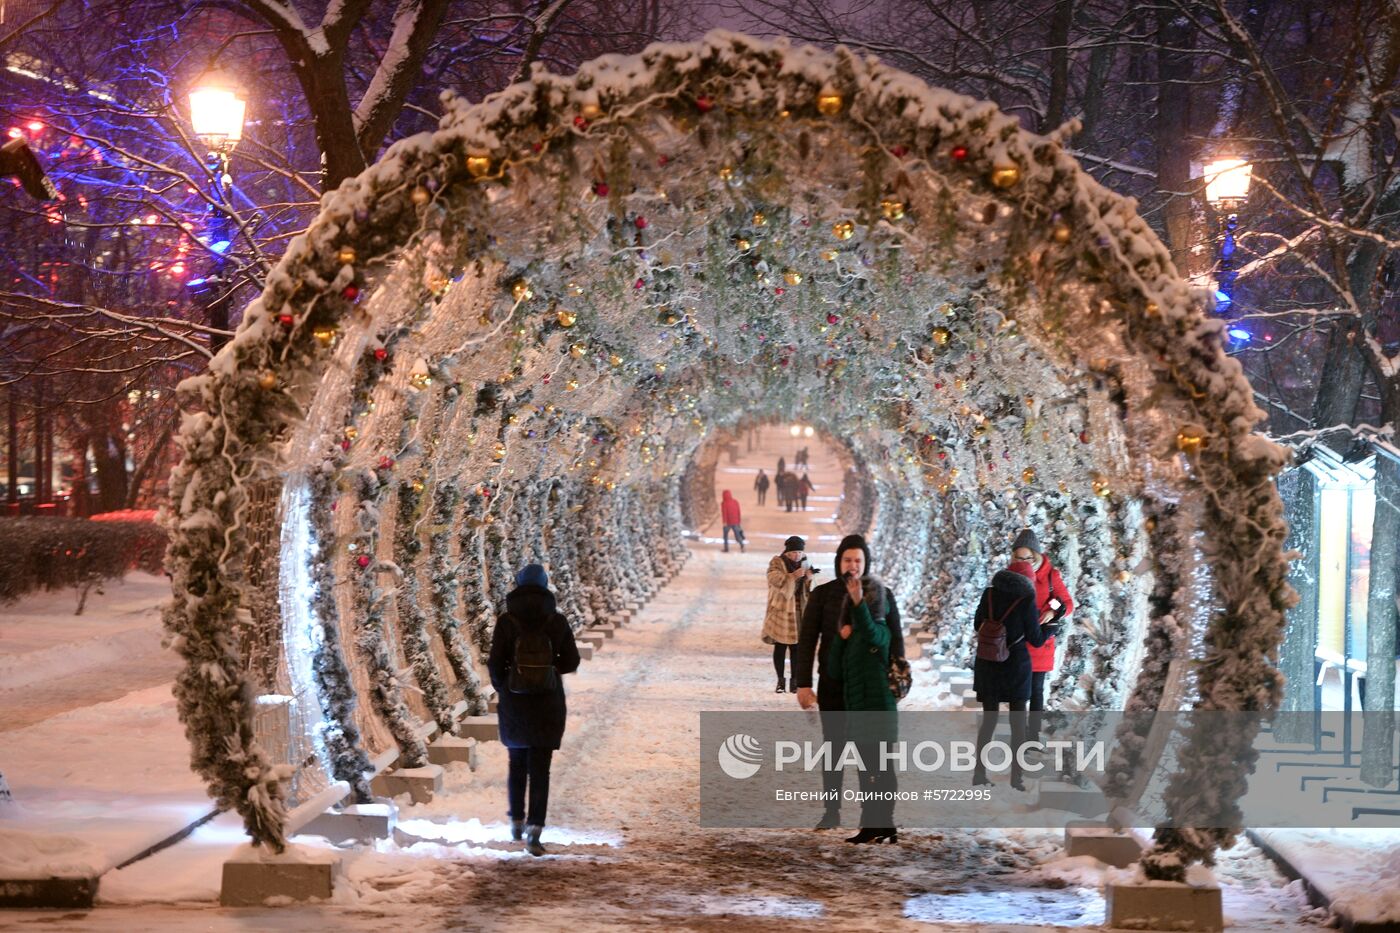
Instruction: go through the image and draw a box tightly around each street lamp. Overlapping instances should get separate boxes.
[188,75,246,353]
[1203,157,1253,320]
[789,424,801,437]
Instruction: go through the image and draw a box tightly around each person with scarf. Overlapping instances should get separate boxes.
[763,535,815,693]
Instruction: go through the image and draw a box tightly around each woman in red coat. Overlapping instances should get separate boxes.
[720,489,745,553]
[1011,528,1073,741]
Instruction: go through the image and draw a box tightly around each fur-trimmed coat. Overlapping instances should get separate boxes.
[762,555,810,646]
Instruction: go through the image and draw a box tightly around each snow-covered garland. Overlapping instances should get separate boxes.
[1049,497,1112,708]
[428,481,489,715]
[162,35,1293,876]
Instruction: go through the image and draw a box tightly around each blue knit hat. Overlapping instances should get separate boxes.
[515,563,549,589]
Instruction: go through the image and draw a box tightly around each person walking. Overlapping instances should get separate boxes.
[720,489,745,553]
[487,564,581,856]
[1010,529,1073,742]
[777,455,786,478]
[795,534,905,838]
[754,469,770,506]
[970,559,1046,791]
[764,536,814,693]
[781,472,797,513]
[797,472,815,511]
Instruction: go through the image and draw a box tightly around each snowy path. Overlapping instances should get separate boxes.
[2,431,1327,929]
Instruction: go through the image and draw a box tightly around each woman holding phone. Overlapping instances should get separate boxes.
[1010,529,1074,742]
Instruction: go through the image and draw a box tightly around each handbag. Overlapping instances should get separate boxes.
[888,655,913,701]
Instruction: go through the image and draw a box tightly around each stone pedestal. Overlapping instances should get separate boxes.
[1064,824,1143,868]
[906,640,923,660]
[961,692,982,709]
[576,631,605,650]
[947,676,974,694]
[914,631,936,645]
[577,642,594,661]
[1105,882,1223,932]
[370,764,445,805]
[428,735,479,769]
[591,623,617,639]
[1035,779,1108,818]
[458,715,500,743]
[298,801,396,845]
[487,694,499,714]
[0,876,98,909]
[220,846,340,907]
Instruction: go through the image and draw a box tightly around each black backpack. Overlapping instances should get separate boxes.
[507,613,559,695]
[976,593,1025,663]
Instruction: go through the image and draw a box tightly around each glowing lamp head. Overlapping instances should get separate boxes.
[790,425,801,437]
[1204,157,1252,206]
[189,77,247,149]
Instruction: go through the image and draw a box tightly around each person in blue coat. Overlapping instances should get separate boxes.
[971,559,1046,790]
[487,564,580,855]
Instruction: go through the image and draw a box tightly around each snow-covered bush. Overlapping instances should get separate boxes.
[0,516,166,608]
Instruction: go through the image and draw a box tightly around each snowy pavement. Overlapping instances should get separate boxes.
[0,433,1341,929]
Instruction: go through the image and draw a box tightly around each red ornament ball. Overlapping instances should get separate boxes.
[695,95,715,113]
[593,181,609,196]
[278,313,295,327]
[635,216,648,229]
[356,555,371,568]
[827,312,840,325]
[378,456,395,470]
[340,439,352,451]
[657,154,670,166]
[890,145,909,158]
[950,145,969,162]
[774,287,786,296]
[341,284,360,302]
[373,347,387,361]
[634,278,645,289]
[573,115,589,129]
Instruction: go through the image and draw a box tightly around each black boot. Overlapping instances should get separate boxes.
[846,828,898,844]
[524,824,546,857]
[775,678,786,694]
[815,808,840,830]
[510,818,525,841]
[972,766,992,787]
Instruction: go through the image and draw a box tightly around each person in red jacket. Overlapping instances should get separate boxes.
[1011,528,1073,741]
[720,489,745,553]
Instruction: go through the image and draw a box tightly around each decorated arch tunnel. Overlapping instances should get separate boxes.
[162,32,1292,881]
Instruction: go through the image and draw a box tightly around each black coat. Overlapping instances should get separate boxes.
[972,570,1046,703]
[794,575,904,690]
[487,585,581,749]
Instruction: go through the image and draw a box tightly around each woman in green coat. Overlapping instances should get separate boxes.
[827,562,899,843]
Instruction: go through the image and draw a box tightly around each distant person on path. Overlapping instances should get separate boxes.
[754,469,770,506]
[795,534,905,838]
[764,535,815,693]
[777,455,786,478]
[780,472,798,513]
[1010,528,1073,742]
[487,563,581,856]
[798,473,815,511]
[720,489,746,553]
[971,559,1046,791]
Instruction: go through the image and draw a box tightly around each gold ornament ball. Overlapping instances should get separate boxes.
[783,269,802,285]
[565,281,584,297]
[411,480,425,494]
[466,154,492,178]
[752,210,768,227]
[736,237,751,251]
[1145,301,1160,316]
[880,198,906,221]
[257,371,278,390]
[832,220,855,240]
[1051,223,1072,244]
[1176,425,1206,454]
[569,342,587,359]
[492,443,507,460]
[411,185,431,205]
[972,421,989,438]
[816,91,843,116]
[580,101,603,120]
[653,361,667,374]
[313,326,337,347]
[556,308,577,327]
[344,426,358,440]
[337,246,357,265]
[608,353,624,367]
[511,280,533,302]
[931,326,951,346]
[718,166,734,182]
[1022,467,1037,484]
[990,164,1021,188]
[821,248,838,262]
[566,379,580,391]
[1116,570,1133,584]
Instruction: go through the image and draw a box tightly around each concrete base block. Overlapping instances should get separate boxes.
[428,735,479,769]
[487,695,499,714]
[220,849,340,907]
[1105,882,1223,932]
[914,631,936,644]
[1064,824,1143,868]
[576,632,605,650]
[906,640,923,660]
[370,764,445,805]
[457,715,499,743]
[0,876,99,909]
[577,642,594,661]
[938,664,972,677]
[625,601,640,611]
[947,676,974,694]
[961,693,982,709]
[1036,779,1108,818]
[298,801,396,844]
[591,623,617,639]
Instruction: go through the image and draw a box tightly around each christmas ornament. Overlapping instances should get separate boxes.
[466,154,492,177]
[313,326,337,347]
[580,102,603,120]
[341,285,360,302]
[511,280,533,302]
[736,238,752,251]
[337,246,357,265]
[752,211,767,226]
[569,342,588,359]
[832,220,855,240]
[608,353,624,367]
[931,326,951,346]
[950,145,969,162]
[1022,467,1037,484]
[718,166,734,182]
[556,309,577,327]
[1175,425,1206,454]
[990,164,1020,188]
[356,555,371,569]
[821,249,838,261]
[1051,222,1071,244]
[411,186,431,205]
[816,90,843,115]
[257,371,278,390]
[880,198,906,220]
[783,269,802,285]
[565,281,584,297]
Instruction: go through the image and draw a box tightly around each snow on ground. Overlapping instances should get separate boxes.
[0,572,179,731]
[0,430,1349,929]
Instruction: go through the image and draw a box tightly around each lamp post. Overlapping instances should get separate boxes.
[188,75,246,355]
[1203,157,1253,320]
